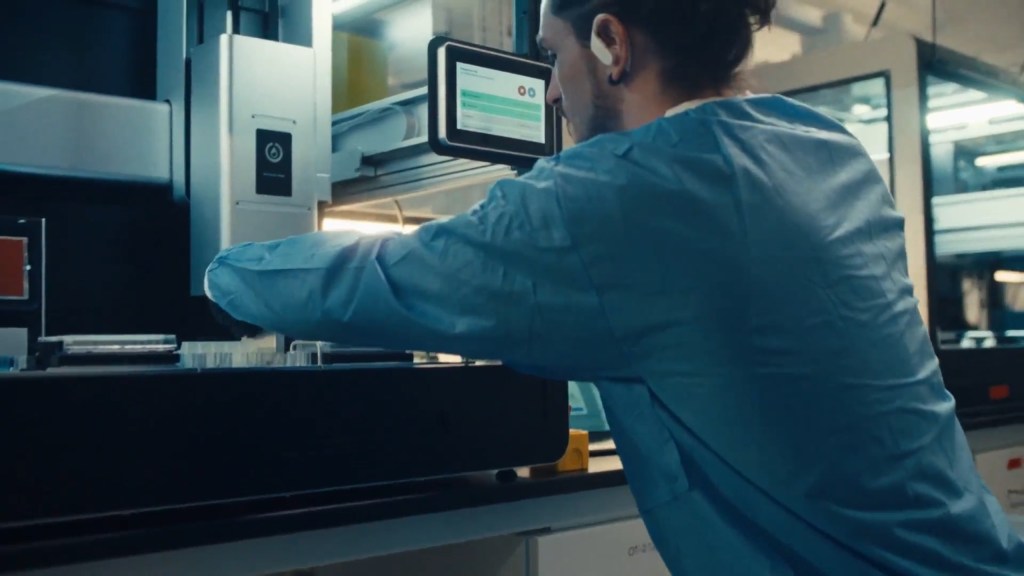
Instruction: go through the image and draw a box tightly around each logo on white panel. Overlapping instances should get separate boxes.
[265,142,284,163]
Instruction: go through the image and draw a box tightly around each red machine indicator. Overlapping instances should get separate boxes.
[989,384,1011,401]
[0,236,29,300]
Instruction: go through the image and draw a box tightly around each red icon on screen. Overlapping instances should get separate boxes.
[518,85,527,96]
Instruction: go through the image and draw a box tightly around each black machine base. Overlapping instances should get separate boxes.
[0,363,568,526]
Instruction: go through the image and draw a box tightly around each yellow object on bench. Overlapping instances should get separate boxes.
[530,429,590,476]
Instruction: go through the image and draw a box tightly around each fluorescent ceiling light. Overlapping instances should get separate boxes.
[927,99,1024,130]
[975,150,1024,168]
[850,103,873,116]
[322,218,417,234]
[928,88,989,111]
[333,0,372,15]
[994,270,1024,284]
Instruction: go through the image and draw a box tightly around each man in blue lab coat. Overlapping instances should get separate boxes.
[206,0,1024,572]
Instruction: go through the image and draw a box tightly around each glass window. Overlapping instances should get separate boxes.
[786,76,893,192]
[331,0,516,113]
[924,73,1024,349]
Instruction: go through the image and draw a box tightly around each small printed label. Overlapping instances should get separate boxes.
[627,541,658,557]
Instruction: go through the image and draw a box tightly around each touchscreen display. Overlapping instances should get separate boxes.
[455,62,547,144]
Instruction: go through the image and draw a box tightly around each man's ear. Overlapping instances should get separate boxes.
[590,13,631,82]
[590,19,615,65]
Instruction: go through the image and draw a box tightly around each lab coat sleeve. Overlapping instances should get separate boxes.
[204,172,631,381]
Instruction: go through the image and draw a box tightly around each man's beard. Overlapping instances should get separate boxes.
[580,92,622,141]
[567,62,623,143]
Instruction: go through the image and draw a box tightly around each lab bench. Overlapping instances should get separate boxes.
[7,427,1024,576]
[1,457,659,576]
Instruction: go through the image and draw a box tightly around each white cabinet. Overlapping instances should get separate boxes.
[523,517,669,576]
[975,445,1024,515]
[299,517,669,576]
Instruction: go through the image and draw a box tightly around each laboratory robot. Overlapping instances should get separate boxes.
[0,0,578,556]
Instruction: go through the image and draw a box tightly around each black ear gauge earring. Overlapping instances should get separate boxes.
[608,73,623,86]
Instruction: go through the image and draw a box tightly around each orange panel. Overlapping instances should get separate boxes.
[989,385,1011,401]
[0,237,27,299]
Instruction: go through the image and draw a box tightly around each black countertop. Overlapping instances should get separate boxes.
[0,457,627,574]
[3,389,1018,575]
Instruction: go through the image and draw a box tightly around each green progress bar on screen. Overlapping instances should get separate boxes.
[461,90,543,120]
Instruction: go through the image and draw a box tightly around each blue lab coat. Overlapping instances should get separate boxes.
[205,95,1024,574]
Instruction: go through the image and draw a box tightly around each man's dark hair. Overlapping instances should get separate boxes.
[550,0,777,95]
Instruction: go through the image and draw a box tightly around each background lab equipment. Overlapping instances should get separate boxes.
[750,35,1024,424]
[750,33,1024,519]
[0,0,1021,573]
